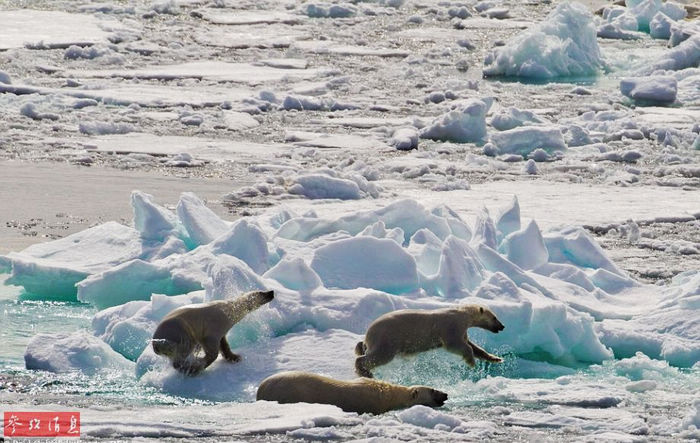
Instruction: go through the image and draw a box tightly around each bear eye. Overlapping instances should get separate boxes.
[479,306,484,314]
[411,389,419,399]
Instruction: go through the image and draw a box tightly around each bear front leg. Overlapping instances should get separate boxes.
[443,338,476,367]
[220,337,241,363]
[470,341,503,363]
[182,336,220,376]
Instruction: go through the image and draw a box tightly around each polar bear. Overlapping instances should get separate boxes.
[152,290,274,376]
[256,371,448,414]
[355,305,505,378]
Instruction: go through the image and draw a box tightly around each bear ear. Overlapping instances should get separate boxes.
[479,306,484,314]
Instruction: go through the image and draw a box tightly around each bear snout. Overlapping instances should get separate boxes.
[432,389,448,406]
[492,320,505,333]
[263,290,275,302]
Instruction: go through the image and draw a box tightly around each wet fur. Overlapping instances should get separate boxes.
[355,305,505,378]
[152,290,274,376]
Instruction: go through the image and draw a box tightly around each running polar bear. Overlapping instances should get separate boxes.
[152,290,274,376]
[257,371,448,414]
[355,305,505,378]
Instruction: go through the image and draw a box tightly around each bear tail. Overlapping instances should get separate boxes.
[354,341,366,356]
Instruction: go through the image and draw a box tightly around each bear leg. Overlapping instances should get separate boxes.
[443,338,476,367]
[220,337,241,363]
[355,347,395,378]
[470,341,503,363]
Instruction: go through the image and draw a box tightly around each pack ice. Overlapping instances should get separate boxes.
[5,192,697,401]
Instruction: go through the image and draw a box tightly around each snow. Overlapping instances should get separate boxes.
[620,76,678,104]
[483,2,603,79]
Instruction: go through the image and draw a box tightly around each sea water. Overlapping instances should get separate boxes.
[2,273,698,441]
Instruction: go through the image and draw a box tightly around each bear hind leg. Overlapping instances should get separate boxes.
[220,337,241,363]
[355,347,395,378]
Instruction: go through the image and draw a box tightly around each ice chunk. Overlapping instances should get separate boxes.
[276,199,453,244]
[390,127,419,150]
[77,258,202,309]
[424,236,485,297]
[263,258,322,291]
[650,35,700,72]
[596,271,699,367]
[397,405,463,430]
[490,126,566,156]
[407,229,444,277]
[471,207,498,250]
[132,191,186,243]
[483,2,603,79]
[210,219,272,274]
[288,174,363,200]
[495,196,521,241]
[176,193,230,247]
[25,331,134,374]
[302,3,357,18]
[491,107,547,131]
[649,12,674,40]
[620,76,677,104]
[501,220,549,270]
[419,99,489,143]
[4,222,145,299]
[310,236,419,294]
[79,121,135,135]
[628,0,663,32]
[544,226,625,276]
